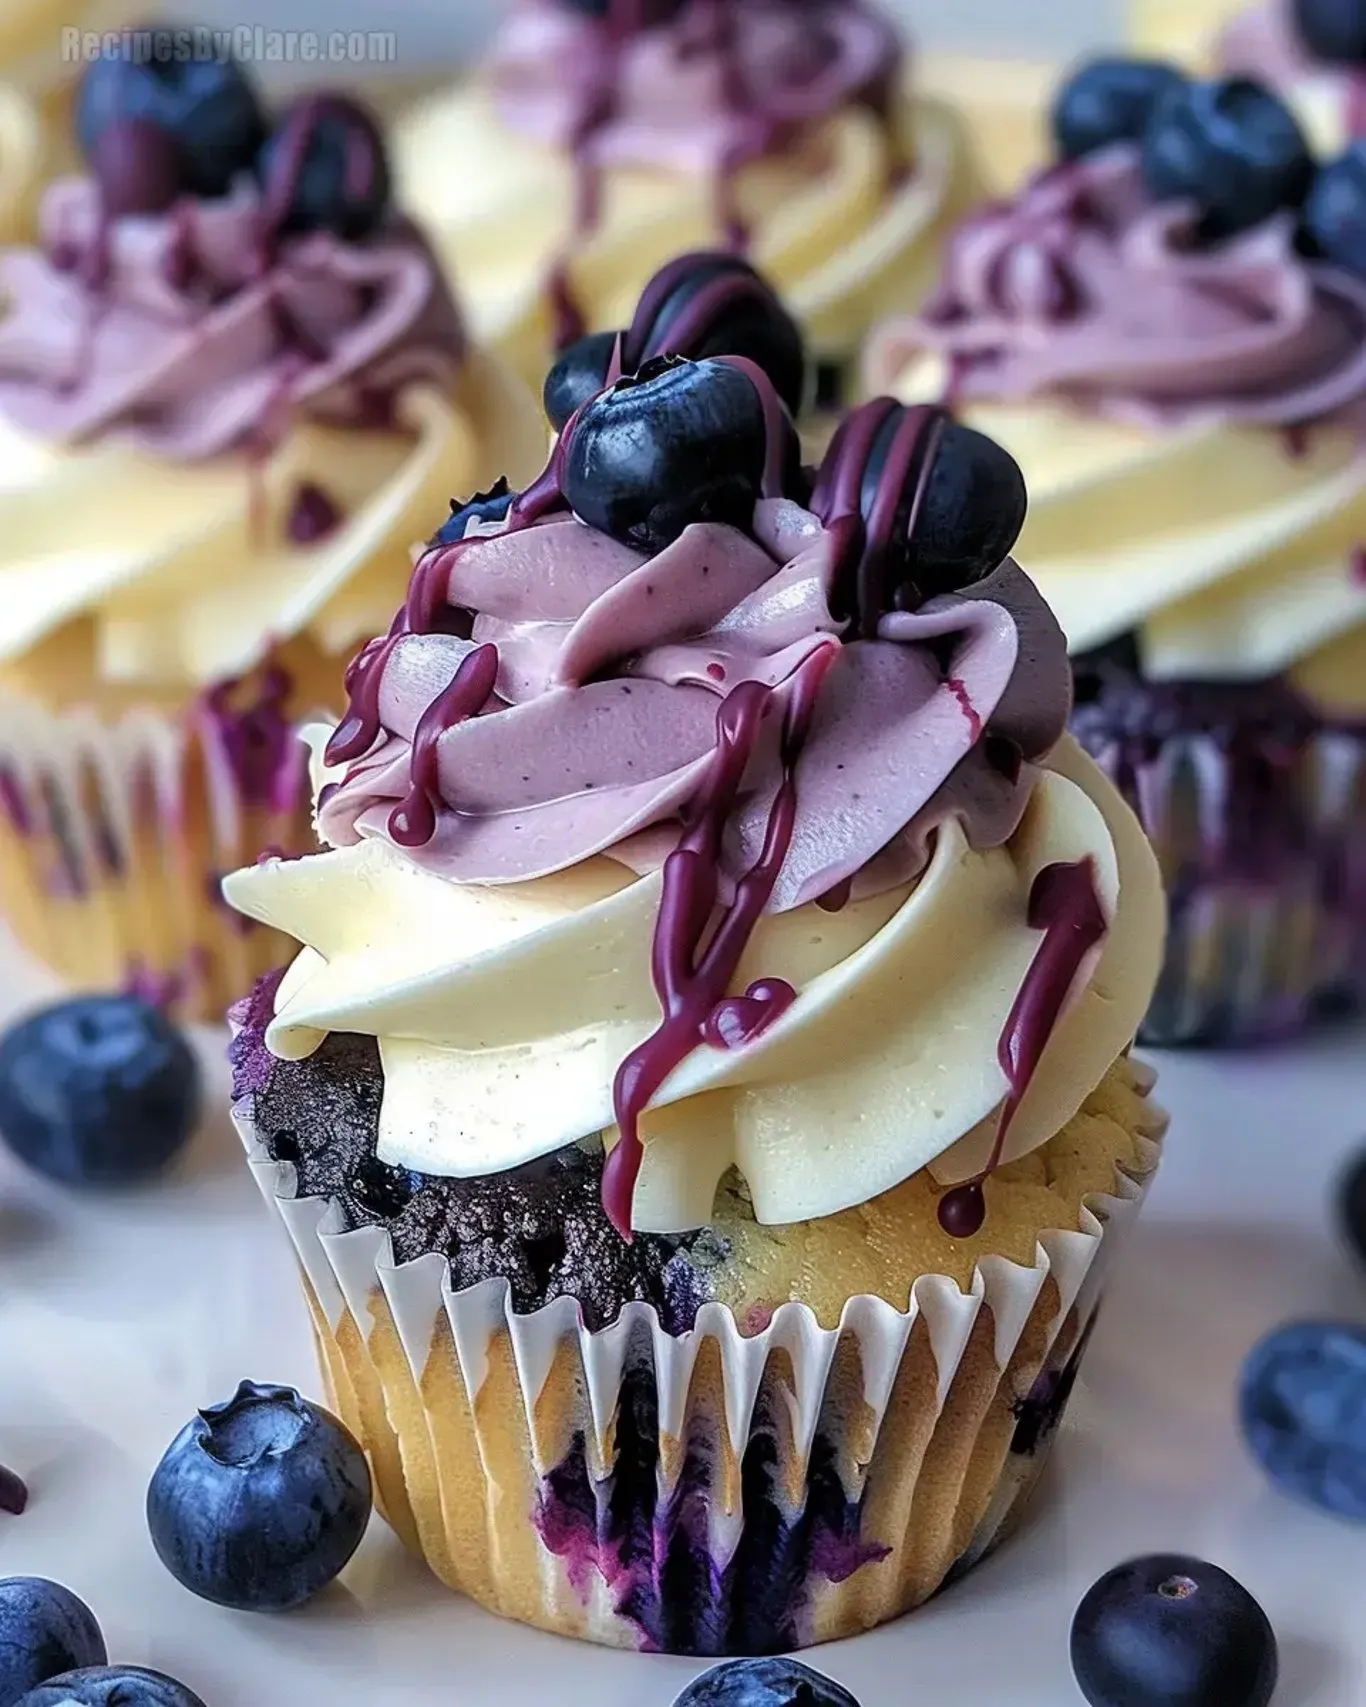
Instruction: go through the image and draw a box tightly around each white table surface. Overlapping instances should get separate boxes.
[1,934,1364,1707]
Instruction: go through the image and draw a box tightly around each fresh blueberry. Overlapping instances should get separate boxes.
[1293,0,1366,63]
[87,117,184,217]
[257,96,391,241]
[1239,1320,1366,1521]
[15,1667,206,1707]
[1071,1555,1278,1707]
[1340,1143,1366,1267]
[1142,77,1314,241]
[543,330,619,431]
[0,1579,106,1707]
[0,996,199,1190]
[562,355,796,554]
[147,1380,372,1611]
[76,37,265,201]
[673,1656,860,1707]
[432,477,517,547]
[1051,57,1188,162]
[1301,144,1366,273]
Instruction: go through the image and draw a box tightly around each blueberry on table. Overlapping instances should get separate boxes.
[1340,1143,1366,1266]
[673,1656,861,1706]
[1051,57,1188,163]
[0,996,200,1190]
[147,1380,372,1612]
[76,43,265,200]
[543,330,619,431]
[0,1579,106,1707]
[257,97,391,242]
[562,355,788,554]
[1071,1555,1278,1707]
[432,477,517,546]
[14,1668,206,1707]
[1141,77,1314,241]
[1239,1320,1366,1521]
[1301,144,1366,274]
[1293,0,1366,63]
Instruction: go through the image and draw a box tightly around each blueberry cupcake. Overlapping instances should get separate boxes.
[0,40,545,1021]
[391,0,980,403]
[225,357,1166,1652]
[867,64,1366,1044]
[1218,0,1366,153]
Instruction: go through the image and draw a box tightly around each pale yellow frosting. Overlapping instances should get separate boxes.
[392,71,977,386]
[0,83,43,244]
[1128,0,1244,65]
[0,352,548,701]
[880,353,1366,713]
[223,732,1164,1234]
[0,0,134,96]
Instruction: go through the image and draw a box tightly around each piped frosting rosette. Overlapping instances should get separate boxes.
[392,0,978,386]
[227,361,1164,1240]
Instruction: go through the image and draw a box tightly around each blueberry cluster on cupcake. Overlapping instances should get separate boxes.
[869,60,1366,1043]
[225,344,1165,1652]
[0,32,544,1021]
[391,0,981,395]
[1219,0,1366,155]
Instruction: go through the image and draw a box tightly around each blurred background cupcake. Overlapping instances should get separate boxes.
[1128,0,1242,64]
[0,81,45,241]
[224,359,1166,1652]
[868,61,1366,1044]
[391,0,982,407]
[0,31,545,1022]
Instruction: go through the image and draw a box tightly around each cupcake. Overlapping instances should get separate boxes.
[867,62,1366,1046]
[1217,0,1366,154]
[391,0,980,402]
[0,41,545,1021]
[0,80,45,242]
[224,357,1166,1652]
[1129,0,1245,66]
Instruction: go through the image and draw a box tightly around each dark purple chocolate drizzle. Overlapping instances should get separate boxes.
[0,1462,28,1515]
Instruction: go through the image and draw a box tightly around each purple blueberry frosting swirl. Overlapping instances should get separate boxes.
[0,174,466,459]
[317,496,1069,913]
[872,144,1366,430]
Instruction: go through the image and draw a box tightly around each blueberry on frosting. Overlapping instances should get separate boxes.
[1301,142,1366,273]
[76,36,266,200]
[432,476,517,547]
[1141,77,1314,242]
[1293,0,1366,63]
[542,253,806,431]
[561,354,787,553]
[257,97,392,241]
[1051,57,1188,163]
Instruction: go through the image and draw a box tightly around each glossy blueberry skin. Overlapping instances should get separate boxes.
[0,1579,106,1707]
[543,330,619,431]
[1340,1144,1366,1267]
[0,996,199,1190]
[257,98,391,241]
[432,477,516,547]
[1293,0,1366,63]
[1239,1321,1366,1521]
[1071,1555,1278,1707]
[563,355,793,554]
[147,1380,372,1611]
[1142,77,1314,242]
[673,1656,860,1707]
[15,1667,206,1707]
[1051,57,1188,162]
[860,409,1027,606]
[1301,144,1366,274]
[76,43,265,200]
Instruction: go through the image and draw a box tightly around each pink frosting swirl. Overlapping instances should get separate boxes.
[491,0,902,176]
[317,497,1069,913]
[870,145,1366,431]
[0,176,466,459]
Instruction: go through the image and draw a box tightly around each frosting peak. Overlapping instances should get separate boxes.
[869,145,1366,430]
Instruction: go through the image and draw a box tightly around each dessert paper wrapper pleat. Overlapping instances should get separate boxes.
[0,699,314,1024]
[232,1060,1165,1656]
[1083,722,1366,1045]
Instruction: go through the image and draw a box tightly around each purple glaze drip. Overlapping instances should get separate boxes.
[0,1463,27,1515]
[618,252,781,374]
[700,977,797,1048]
[287,479,344,544]
[92,118,183,219]
[0,765,31,834]
[604,646,836,1239]
[937,857,1107,1239]
[199,661,299,814]
[388,642,500,847]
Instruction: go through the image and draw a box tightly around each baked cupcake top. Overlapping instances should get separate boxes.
[227,356,1163,1241]
[866,65,1366,691]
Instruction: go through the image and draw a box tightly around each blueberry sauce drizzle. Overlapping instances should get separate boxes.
[288,480,344,544]
[0,1462,28,1515]
[610,253,786,380]
[937,856,1107,1239]
[544,0,902,349]
[199,661,303,816]
[388,642,500,847]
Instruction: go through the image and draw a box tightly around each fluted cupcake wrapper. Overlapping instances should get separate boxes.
[1083,723,1366,1046]
[0,695,314,1023]
[233,1061,1165,1656]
